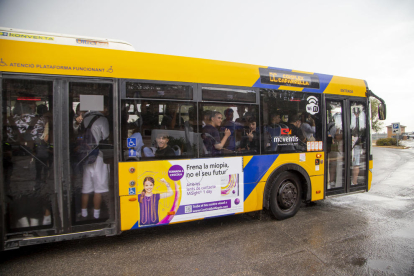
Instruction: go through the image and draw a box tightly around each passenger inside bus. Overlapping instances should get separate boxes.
[300,112,316,141]
[79,104,110,220]
[351,105,366,185]
[238,117,259,153]
[288,115,306,143]
[221,108,236,151]
[154,131,176,157]
[7,100,52,228]
[141,102,159,128]
[161,103,184,130]
[202,110,212,128]
[266,112,287,151]
[202,111,231,155]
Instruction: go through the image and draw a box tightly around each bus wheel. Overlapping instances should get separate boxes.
[269,172,302,220]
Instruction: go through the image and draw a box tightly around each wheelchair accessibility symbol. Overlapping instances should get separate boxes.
[129,187,136,195]
[127,137,137,148]
[0,58,7,66]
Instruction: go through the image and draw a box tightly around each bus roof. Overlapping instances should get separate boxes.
[0,33,367,97]
[0,27,135,51]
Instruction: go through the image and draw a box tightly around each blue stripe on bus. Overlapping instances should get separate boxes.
[131,221,139,229]
[252,67,331,93]
[244,155,278,200]
[302,73,333,93]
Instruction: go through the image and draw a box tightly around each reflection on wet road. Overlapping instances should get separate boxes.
[1,147,413,275]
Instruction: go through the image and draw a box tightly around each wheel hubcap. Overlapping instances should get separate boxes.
[278,181,298,210]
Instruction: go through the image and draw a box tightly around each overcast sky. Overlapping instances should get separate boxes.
[1,0,413,132]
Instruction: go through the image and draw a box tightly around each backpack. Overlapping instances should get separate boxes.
[76,115,102,166]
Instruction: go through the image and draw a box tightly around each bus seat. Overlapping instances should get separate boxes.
[172,145,181,156]
[143,147,156,157]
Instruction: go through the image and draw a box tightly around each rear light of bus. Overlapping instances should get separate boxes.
[168,211,176,215]
[129,197,137,201]
[316,154,322,158]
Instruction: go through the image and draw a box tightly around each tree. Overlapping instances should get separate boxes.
[370,97,384,133]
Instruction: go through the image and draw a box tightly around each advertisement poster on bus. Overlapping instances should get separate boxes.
[133,157,243,227]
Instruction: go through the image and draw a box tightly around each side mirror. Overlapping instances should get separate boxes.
[378,103,386,120]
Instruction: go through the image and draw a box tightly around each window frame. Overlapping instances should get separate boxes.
[199,84,260,157]
[259,89,323,154]
[120,79,199,161]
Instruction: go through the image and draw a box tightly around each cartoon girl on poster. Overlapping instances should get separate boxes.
[138,177,176,226]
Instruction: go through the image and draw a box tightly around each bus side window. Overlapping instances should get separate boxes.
[199,104,259,157]
[121,100,196,161]
[261,89,322,153]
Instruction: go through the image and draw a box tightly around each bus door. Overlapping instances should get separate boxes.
[67,80,116,232]
[325,97,368,195]
[1,77,57,241]
[1,76,117,249]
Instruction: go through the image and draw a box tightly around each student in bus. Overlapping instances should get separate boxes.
[300,112,316,141]
[202,111,231,155]
[327,111,343,188]
[138,176,174,226]
[288,115,306,143]
[161,103,184,129]
[202,110,212,128]
[239,117,259,153]
[266,112,286,151]
[73,103,86,134]
[154,131,176,157]
[34,104,50,183]
[221,108,236,151]
[80,104,110,220]
[9,101,52,227]
[141,102,159,128]
[351,106,365,185]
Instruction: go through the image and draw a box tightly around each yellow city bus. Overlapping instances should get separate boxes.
[0,28,386,250]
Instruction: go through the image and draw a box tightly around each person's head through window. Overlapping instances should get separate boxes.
[289,115,301,128]
[210,111,223,128]
[301,112,314,125]
[202,110,212,126]
[224,108,234,122]
[270,113,281,125]
[37,104,48,117]
[155,132,169,150]
[243,112,253,123]
[237,105,246,119]
[248,117,257,132]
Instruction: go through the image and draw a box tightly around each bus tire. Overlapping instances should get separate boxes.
[269,171,302,220]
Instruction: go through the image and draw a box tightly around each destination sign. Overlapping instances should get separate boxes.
[259,68,320,89]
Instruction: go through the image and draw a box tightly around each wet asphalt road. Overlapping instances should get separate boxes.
[1,146,414,275]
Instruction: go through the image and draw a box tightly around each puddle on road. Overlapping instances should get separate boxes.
[351,258,395,274]
[391,221,414,239]
[367,259,394,273]
[351,257,367,266]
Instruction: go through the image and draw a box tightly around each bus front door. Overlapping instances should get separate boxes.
[325,98,368,195]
